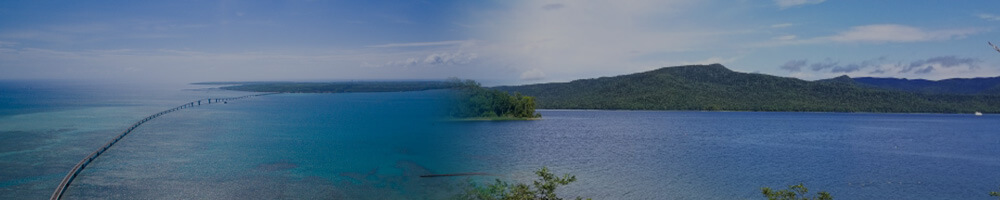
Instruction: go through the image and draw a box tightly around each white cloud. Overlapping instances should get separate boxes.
[774,0,825,9]
[520,68,546,81]
[978,13,1000,21]
[828,24,979,43]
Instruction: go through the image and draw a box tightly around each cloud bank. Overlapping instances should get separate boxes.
[778,56,988,80]
[828,24,978,43]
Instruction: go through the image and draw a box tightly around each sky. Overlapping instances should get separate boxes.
[1,0,999,85]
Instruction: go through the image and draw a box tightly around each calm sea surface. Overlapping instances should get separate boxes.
[2,81,999,199]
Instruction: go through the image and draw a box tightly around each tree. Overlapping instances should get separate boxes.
[450,79,541,119]
[463,167,589,200]
[761,183,832,200]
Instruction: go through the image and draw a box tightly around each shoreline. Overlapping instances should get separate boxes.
[446,117,542,121]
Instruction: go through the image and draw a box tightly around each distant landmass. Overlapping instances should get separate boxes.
[495,64,1000,113]
[852,77,1000,95]
[198,81,461,93]
[203,80,542,120]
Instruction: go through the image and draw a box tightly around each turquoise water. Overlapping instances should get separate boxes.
[64,91,469,199]
[3,81,1000,199]
[0,81,256,198]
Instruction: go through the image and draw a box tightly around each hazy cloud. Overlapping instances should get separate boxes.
[369,51,480,68]
[784,56,989,80]
[978,13,1000,21]
[478,0,727,82]
[784,57,884,73]
[834,57,885,73]
[831,64,864,73]
[541,3,565,11]
[809,60,839,71]
[520,68,546,81]
[0,41,17,47]
[779,59,806,72]
[828,24,979,43]
[774,0,825,9]
[378,57,419,68]
[901,56,980,74]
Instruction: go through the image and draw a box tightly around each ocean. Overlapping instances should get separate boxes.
[1,81,998,199]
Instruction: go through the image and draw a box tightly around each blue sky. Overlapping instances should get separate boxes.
[1,0,999,85]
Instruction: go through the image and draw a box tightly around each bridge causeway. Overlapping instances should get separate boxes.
[49,93,274,200]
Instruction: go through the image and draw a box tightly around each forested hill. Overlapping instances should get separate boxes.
[851,76,1000,95]
[494,64,1000,113]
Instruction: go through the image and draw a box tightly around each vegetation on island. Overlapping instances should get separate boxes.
[461,167,589,200]
[991,186,999,199]
[448,78,541,120]
[761,184,832,200]
[495,64,1000,113]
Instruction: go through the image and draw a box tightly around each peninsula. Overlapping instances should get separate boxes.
[203,79,542,120]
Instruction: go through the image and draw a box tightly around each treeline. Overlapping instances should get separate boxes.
[495,64,1000,113]
[449,78,541,119]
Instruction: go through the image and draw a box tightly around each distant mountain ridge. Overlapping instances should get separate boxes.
[850,76,1000,95]
[495,64,1000,113]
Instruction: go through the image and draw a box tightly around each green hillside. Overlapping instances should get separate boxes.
[494,64,1000,113]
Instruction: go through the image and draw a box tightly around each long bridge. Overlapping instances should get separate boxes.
[50,93,274,200]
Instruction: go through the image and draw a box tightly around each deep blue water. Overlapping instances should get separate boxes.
[2,81,999,199]
[451,111,1000,199]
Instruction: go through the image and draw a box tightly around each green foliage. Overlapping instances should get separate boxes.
[462,167,589,200]
[496,64,1000,113]
[449,78,541,119]
[761,183,832,200]
[990,186,999,199]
